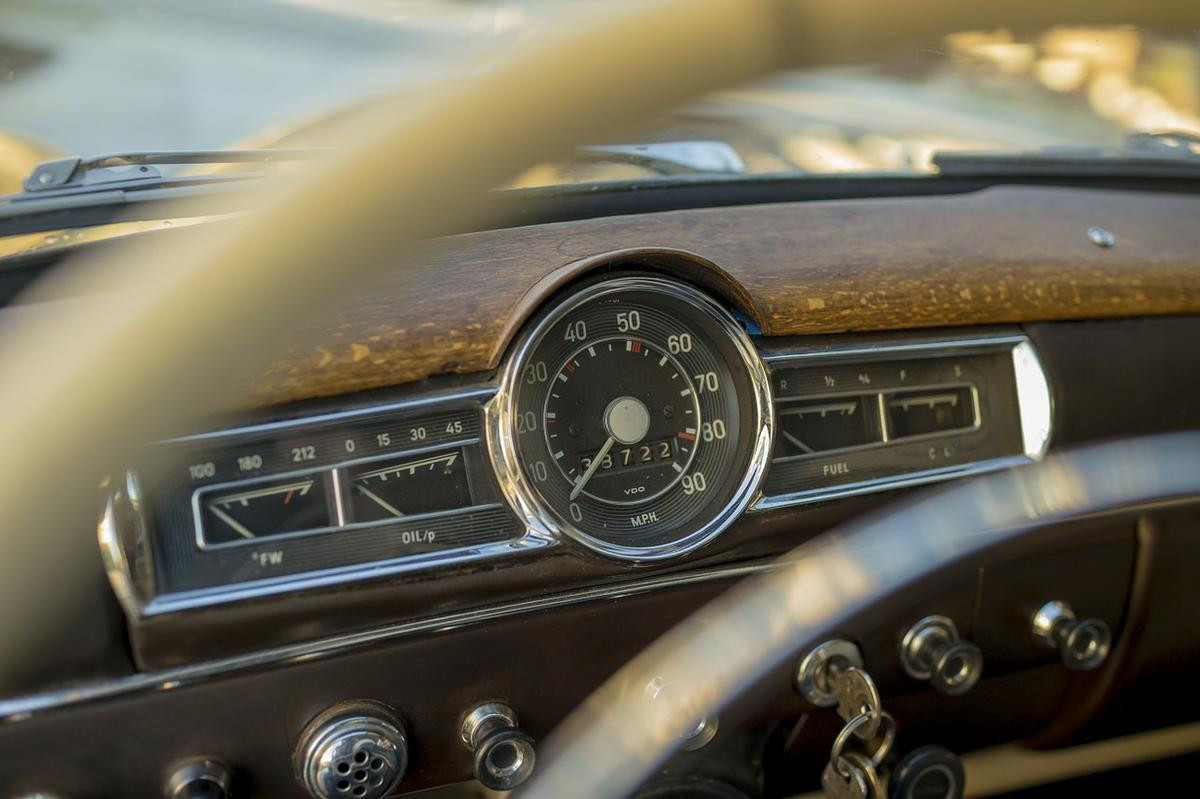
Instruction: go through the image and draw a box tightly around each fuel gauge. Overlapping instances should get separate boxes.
[198,475,332,547]
[345,448,472,523]
[775,395,882,458]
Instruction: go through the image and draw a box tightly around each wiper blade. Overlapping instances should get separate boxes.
[15,148,333,198]
[575,141,745,175]
[933,131,1200,178]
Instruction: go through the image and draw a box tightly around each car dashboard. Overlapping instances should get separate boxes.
[2,182,1200,798]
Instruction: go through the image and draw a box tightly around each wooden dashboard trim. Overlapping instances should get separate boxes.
[249,185,1200,407]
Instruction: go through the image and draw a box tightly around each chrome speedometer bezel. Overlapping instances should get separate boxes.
[486,275,774,562]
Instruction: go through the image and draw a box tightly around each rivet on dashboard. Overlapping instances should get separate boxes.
[1086,227,1116,248]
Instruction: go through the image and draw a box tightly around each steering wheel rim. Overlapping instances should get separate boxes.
[0,0,1194,794]
[0,0,784,677]
[521,434,1200,798]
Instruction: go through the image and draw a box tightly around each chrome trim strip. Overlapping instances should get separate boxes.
[142,529,551,617]
[103,383,558,619]
[760,333,1029,365]
[97,492,142,620]
[162,386,497,444]
[753,332,1051,512]
[112,505,550,618]
[1013,339,1054,459]
[487,276,774,562]
[754,455,1029,511]
[0,560,777,724]
[26,493,1200,725]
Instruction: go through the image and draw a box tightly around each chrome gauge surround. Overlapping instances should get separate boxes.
[753,332,1054,511]
[487,276,774,561]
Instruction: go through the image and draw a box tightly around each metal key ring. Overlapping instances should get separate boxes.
[864,711,897,769]
[829,712,873,774]
[842,751,885,796]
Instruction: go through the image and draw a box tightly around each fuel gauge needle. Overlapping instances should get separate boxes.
[571,436,616,500]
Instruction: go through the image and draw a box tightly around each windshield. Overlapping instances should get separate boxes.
[2,1,1198,191]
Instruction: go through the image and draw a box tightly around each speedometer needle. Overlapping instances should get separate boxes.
[570,436,616,500]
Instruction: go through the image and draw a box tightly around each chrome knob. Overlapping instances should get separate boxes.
[165,759,233,799]
[1032,600,1112,671]
[461,702,537,791]
[900,615,983,696]
[294,700,408,799]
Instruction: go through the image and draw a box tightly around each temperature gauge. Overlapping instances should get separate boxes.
[345,448,472,523]
[198,475,332,547]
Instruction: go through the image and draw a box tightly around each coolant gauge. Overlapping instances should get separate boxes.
[197,475,332,547]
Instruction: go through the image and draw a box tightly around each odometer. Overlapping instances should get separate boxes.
[489,277,773,560]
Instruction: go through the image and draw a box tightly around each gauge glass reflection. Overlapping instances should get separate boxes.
[499,278,770,558]
[345,448,471,523]
[199,475,331,546]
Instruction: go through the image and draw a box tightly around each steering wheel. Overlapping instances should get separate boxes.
[0,1,1194,796]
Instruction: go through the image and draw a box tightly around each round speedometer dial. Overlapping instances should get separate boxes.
[490,276,773,560]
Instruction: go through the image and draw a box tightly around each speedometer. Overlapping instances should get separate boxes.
[488,276,772,560]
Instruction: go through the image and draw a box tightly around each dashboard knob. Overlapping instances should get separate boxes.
[461,702,537,790]
[165,759,233,799]
[1032,600,1112,671]
[294,700,408,799]
[899,615,983,695]
[889,745,965,799]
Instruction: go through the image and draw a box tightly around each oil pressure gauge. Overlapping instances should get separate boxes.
[489,276,773,560]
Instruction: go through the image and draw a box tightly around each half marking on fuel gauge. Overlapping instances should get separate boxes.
[775,395,880,458]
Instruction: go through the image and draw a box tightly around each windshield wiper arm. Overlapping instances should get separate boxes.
[17,148,334,197]
[0,148,335,239]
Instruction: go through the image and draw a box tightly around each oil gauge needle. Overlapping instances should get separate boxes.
[570,436,616,500]
[354,484,406,518]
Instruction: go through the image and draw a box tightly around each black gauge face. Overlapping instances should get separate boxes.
[544,338,699,504]
[346,449,472,523]
[776,395,880,457]
[498,278,771,559]
[198,475,332,546]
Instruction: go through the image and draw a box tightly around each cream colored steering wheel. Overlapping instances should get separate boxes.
[0,1,1193,797]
